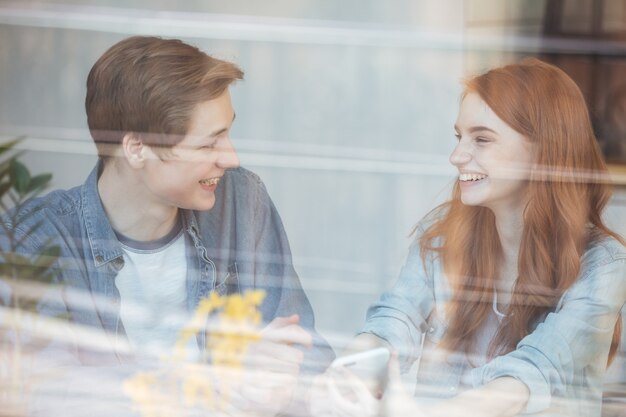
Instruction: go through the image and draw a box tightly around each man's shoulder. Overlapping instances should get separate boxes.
[3,185,83,243]
[221,167,263,189]
[217,167,268,203]
[30,186,81,213]
[194,167,271,229]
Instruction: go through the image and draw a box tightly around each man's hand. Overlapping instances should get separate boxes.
[232,314,313,415]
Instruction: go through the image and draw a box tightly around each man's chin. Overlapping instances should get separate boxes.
[178,197,216,212]
[195,200,217,212]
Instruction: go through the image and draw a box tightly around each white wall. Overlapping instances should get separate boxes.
[0,1,466,351]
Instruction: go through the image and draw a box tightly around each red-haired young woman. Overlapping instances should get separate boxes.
[316,59,626,417]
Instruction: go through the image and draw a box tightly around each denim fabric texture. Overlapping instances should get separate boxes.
[1,160,334,372]
[360,224,626,417]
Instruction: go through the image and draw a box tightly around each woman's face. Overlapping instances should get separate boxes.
[450,92,535,213]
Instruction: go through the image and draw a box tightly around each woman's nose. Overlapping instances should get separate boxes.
[449,141,472,167]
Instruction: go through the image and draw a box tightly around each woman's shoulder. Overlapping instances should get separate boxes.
[564,233,626,311]
[413,206,448,237]
[407,210,447,269]
[581,232,626,271]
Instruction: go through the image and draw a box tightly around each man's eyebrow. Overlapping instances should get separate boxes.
[206,113,237,138]
[454,124,498,134]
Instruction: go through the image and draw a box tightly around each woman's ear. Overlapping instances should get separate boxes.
[122,133,145,168]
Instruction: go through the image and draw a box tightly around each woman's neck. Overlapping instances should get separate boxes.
[492,203,526,298]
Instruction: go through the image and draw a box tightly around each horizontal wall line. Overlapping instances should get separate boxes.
[0,2,464,49]
[1,2,624,54]
[0,132,455,176]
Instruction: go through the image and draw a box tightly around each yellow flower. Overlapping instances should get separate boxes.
[182,368,214,409]
[123,289,267,416]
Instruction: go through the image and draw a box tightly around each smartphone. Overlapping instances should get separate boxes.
[330,347,390,394]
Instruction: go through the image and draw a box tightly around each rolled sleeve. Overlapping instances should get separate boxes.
[472,256,626,414]
[471,351,553,413]
[359,241,436,371]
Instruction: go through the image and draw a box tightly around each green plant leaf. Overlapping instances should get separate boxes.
[16,265,40,281]
[26,173,52,194]
[19,298,39,314]
[15,220,46,248]
[0,181,10,198]
[53,311,71,321]
[34,245,61,270]
[8,254,37,280]
[0,137,24,157]
[37,271,59,284]
[0,163,10,182]
[11,253,33,267]
[15,209,45,230]
[31,270,60,285]
[10,159,30,194]
[0,137,63,316]
[37,236,56,250]
[0,150,25,172]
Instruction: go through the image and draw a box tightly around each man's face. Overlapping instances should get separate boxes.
[140,89,240,212]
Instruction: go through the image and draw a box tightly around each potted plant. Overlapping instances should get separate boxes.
[0,137,60,416]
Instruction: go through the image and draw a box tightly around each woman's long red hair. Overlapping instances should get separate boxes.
[420,58,624,363]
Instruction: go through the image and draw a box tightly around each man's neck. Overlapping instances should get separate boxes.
[97,160,179,242]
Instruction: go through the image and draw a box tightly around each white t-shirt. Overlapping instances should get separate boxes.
[113,220,199,359]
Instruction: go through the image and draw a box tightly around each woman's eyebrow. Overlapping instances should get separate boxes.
[454,124,498,134]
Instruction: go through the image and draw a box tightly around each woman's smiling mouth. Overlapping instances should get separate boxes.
[459,173,488,182]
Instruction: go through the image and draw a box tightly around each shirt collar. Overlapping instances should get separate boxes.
[81,159,124,268]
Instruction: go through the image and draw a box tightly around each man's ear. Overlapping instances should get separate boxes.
[122,133,145,168]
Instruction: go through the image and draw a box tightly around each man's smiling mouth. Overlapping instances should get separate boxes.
[199,177,220,186]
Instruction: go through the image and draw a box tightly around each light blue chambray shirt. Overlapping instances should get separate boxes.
[360,225,626,417]
[1,161,334,373]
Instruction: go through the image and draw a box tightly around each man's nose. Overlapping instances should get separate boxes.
[216,136,240,169]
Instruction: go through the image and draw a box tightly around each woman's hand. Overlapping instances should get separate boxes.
[310,352,428,417]
[385,353,530,417]
[381,353,428,417]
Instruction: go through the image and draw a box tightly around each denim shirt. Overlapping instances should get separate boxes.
[1,161,334,372]
[360,225,626,416]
